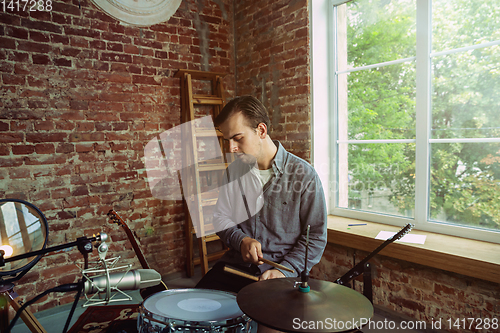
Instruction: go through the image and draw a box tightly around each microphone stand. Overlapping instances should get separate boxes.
[2,234,106,269]
[0,234,107,333]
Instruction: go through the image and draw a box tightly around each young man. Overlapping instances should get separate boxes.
[196,96,327,331]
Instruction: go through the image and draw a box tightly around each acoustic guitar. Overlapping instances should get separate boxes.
[107,209,168,298]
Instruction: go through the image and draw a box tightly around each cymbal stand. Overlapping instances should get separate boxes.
[297,225,311,293]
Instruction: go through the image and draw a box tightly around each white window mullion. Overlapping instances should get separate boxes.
[414,0,432,226]
[311,0,335,212]
[430,40,500,58]
[331,3,339,212]
[429,138,500,144]
[335,3,350,211]
[337,139,416,144]
[336,56,417,75]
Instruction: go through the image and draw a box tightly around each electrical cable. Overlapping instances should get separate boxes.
[62,281,84,333]
[62,252,88,333]
[7,282,82,333]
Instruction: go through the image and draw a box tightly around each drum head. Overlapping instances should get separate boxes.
[142,289,245,324]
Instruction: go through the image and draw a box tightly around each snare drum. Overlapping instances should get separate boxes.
[137,289,252,332]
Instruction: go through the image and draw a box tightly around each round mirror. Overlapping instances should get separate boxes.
[0,199,49,281]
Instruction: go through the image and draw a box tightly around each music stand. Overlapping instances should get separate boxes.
[335,223,414,303]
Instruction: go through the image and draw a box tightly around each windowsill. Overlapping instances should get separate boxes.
[326,215,500,284]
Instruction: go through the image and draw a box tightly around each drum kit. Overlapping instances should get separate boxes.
[136,224,415,333]
[137,277,373,333]
[0,198,411,333]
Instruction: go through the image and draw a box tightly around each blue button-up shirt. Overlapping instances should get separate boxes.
[214,141,327,277]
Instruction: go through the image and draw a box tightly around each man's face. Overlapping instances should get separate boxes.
[219,111,263,166]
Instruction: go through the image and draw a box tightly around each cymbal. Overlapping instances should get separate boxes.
[237,278,373,332]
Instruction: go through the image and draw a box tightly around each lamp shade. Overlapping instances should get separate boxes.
[91,0,182,27]
[0,199,48,281]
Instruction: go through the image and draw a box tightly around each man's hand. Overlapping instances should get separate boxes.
[259,269,285,281]
[240,237,263,264]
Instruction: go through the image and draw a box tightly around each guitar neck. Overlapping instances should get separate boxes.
[121,225,150,270]
[108,210,150,270]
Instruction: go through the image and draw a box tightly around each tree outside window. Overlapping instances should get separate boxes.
[332,0,500,239]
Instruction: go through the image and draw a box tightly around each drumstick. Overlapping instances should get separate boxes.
[224,266,259,281]
[259,258,295,273]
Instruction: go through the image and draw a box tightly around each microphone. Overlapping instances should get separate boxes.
[81,237,161,305]
[83,268,161,294]
[80,234,162,305]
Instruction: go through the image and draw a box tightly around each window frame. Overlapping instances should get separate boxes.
[311,0,500,244]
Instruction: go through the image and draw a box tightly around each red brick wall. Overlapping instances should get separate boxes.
[0,0,234,312]
[234,0,311,161]
[2,0,498,330]
[311,244,500,333]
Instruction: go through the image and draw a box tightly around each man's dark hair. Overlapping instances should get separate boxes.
[214,95,270,130]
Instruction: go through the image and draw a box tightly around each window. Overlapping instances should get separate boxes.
[312,0,500,243]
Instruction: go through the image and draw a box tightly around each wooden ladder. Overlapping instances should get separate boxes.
[175,69,231,277]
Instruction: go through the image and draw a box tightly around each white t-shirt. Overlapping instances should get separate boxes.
[251,167,274,187]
